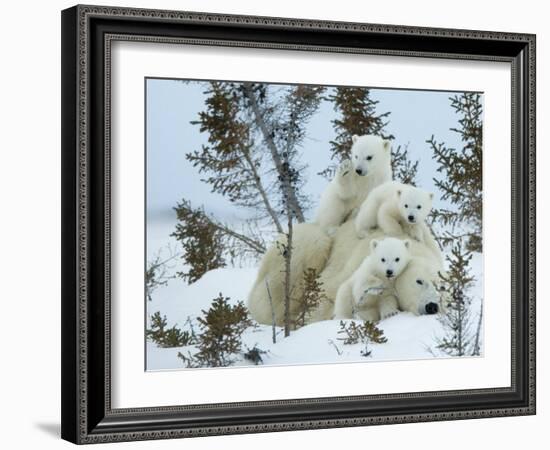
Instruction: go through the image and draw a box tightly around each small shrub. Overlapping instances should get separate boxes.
[293,268,328,329]
[178,293,254,368]
[172,200,226,284]
[337,320,387,357]
[435,242,479,357]
[146,312,196,348]
[243,345,268,365]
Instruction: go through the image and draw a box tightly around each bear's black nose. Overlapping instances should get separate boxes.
[408,215,415,222]
[386,269,393,277]
[425,302,439,314]
[355,168,362,175]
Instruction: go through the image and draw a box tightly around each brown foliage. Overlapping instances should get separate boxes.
[178,293,254,367]
[146,311,196,348]
[436,242,480,357]
[320,87,392,178]
[293,268,328,329]
[392,143,419,186]
[428,93,483,252]
[337,320,388,357]
[171,200,226,284]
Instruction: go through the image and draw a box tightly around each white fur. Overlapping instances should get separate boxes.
[315,135,392,233]
[355,181,442,265]
[247,218,445,327]
[309,222,445,323]
[394,256,448,317]
[333,237,411,320]
[247,223,333,326]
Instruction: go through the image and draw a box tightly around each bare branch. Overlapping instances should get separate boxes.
[265,279,277,344]
[172,200,266,283]
[472,303,483,356]
[427,93,483,252]
[242,82,306,222]
[145,246,180,301]
[208,218,266,255]
[241,150,283,233]
[328,339,343,356]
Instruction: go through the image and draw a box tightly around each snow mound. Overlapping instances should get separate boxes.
[146,263,482,371]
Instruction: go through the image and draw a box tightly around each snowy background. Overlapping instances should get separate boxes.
[145,79,483,370]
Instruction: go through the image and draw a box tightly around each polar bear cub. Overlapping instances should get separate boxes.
[315,135,392,234]
[334,237,410,321]
[355,181,434,243]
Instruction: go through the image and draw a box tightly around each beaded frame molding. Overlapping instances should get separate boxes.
[61,4,536,444]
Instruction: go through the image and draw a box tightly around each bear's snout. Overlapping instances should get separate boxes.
[407,215,415,223]
[386,269,394,278]
[425,302,439,314]
[355,168,363,175]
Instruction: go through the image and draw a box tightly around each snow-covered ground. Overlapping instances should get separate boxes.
[146,217,484,371]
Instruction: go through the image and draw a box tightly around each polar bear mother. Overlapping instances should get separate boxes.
[315,134,392,233]
[247,219,445,327]
[311,222,445,323]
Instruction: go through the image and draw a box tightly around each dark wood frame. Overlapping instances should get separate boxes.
[61,4,536,444]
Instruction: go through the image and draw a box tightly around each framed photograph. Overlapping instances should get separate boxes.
[61,4,536,444]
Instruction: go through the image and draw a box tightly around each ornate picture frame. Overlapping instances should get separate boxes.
[61,4,535,444]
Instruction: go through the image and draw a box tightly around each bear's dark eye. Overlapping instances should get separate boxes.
[395,257,400,262]
[381,258,386,263]
[416,279,423,285]
[417,205,422,209]
[366,155,373,161]
[404,204,409,208]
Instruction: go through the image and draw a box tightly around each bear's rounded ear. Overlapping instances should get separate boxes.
[370,239,379,251]
[383,140,391,151]
[352,135,359,144]
[403,239,411,249]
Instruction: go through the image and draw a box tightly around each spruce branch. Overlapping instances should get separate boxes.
[178,293,254,368]
[337,320,388,358]
[321,87,393,178]
[428,92,483,252]
[391,143,419,185]
[188,81,284,233]
[241,82,307,222]
[145,245,179,301]
[435,242,479,357]
[171,199,227,284]
[146,312,196,348]
[293,268,328,329]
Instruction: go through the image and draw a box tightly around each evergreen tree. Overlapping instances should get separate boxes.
[174,81,326,333]
[277,142,300,337]
[187,81,324,228]
[325,86,420,183]
[436,242,480,357]
[145,247,178,301]
[427,93,483,252]
[321,87,392,178]
[329,87,392,160]
[391,143,419,185]
[337,320,388,357]
[272,85,326,336]
[175,81,325,275]
[171,200,227,284]
[187,82,285,232]
[146,312,195,348]
[293,268,328,329]
[178,293,254,367]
